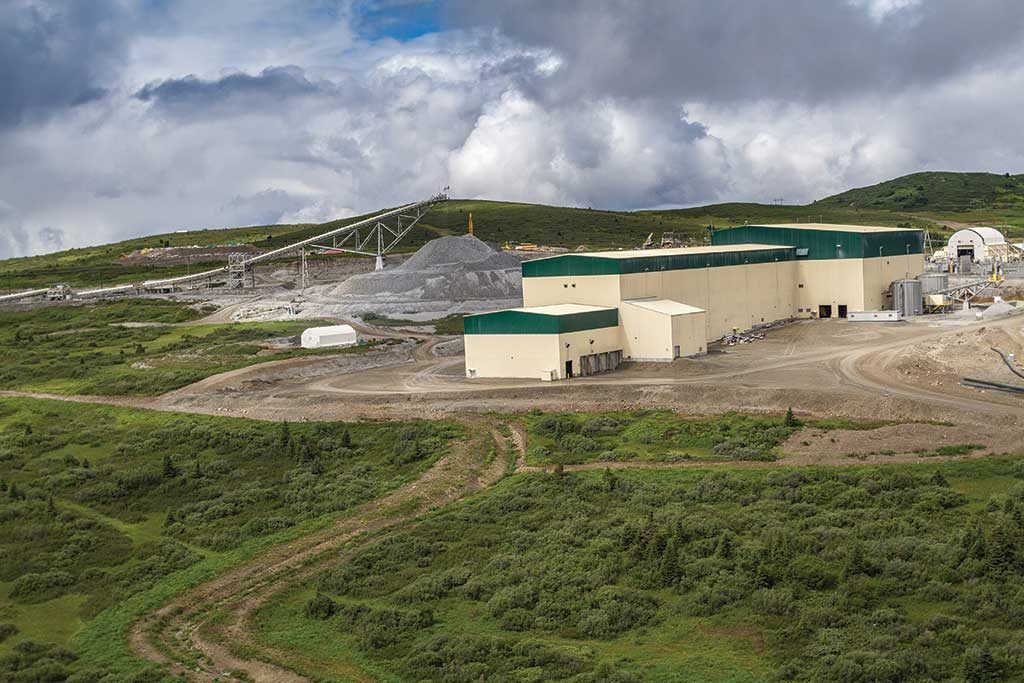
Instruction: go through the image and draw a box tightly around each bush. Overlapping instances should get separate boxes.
[304,594,338,620]
[9,570,75,602]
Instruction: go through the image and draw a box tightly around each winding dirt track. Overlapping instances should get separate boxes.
[128,420,509,683]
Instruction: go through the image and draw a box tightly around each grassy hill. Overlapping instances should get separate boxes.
[815,171,1024,213]
[3,171,1023,292]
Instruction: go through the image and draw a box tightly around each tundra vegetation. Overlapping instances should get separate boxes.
[0,300,378,395]
[0,397,458,681]
[259,457,1024,682]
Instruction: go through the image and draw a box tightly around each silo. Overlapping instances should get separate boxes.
[919,272,948,294]
[892,279,923,317]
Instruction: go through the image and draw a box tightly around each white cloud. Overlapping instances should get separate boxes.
[1,1,1023,259]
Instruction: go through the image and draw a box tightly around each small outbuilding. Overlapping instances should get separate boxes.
[300,324,357,349]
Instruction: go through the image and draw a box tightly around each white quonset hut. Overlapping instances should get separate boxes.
[300,324,357,349]
[947,227,1011,261]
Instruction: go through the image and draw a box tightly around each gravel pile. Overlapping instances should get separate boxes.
[312,235,524,314]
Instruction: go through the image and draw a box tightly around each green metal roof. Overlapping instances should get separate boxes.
[522,245,795,278]
[710,225,923,260]
[464,306,619,335]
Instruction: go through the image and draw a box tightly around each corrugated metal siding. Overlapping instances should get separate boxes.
[711,225,923,259]
[522,255,621,277]
[464,308,619,335]
[522,247,795,278]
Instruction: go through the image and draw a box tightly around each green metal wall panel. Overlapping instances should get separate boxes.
[522,246,795,278]
[710,225,923,260]
[464,308,619,335]
[522,255,621,277]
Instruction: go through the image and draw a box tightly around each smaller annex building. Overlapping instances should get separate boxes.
[464,304,625,380]
[300,324,357,349]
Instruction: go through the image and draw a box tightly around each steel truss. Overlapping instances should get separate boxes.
[310,202,435,270]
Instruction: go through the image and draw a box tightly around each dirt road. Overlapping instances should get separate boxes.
[129,419,509,682]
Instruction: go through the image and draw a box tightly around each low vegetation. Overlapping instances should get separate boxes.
[255,456,1024,682]
[0,397,459,680]
[0,299,380,395]
[522,410,800,464]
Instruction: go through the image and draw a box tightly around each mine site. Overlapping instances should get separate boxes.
[4,185,1024,683]
[4,3,1024,683]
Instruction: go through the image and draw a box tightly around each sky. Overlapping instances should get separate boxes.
[2,0,1024,258]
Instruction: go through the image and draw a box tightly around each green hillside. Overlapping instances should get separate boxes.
[3,171,1023,292]
[815,171,1024,213]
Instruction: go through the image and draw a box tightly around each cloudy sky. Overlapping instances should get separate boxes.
[2,0,1023,258]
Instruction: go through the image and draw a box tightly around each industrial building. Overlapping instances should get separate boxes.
[464,223,924,380]
[945,227,1015,262]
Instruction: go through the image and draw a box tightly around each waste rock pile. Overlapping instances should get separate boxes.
[309,235,526,317]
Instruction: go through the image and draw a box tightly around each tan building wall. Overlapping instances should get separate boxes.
[620,302,706,360]
[793,260,866,315]
[619,261,797,339]
[464,326,623,380]
[793,254,924,315]
[864,253,924,311]
[671,312,707,358]
[522,274,621,308]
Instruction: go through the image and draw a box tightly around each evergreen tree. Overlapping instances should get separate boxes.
[931,470,950,487]
[162,454,179,479]
[986,521,1017,572]
[602,467,617,492]
[164,509,177,528]
[340,429,352,449]
[844,543,868,578]
[963,645,1003,682]
[279,421,292,450]
[784,407,797,428]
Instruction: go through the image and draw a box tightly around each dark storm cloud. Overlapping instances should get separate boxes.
[134,66,334,116]
[0,0,126,129]
[451,0,1024,103]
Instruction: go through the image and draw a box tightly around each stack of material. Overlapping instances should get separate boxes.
[315,235,524,316]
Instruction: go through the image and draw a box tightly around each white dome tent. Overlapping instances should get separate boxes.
[300,324,357,349]
[946,227,1012,262]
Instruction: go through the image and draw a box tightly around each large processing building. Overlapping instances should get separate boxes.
[464,223,923,380]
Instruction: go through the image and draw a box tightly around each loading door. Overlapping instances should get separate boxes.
[838,305,848,319]
[818,305,832,319]
[564,360,573,378]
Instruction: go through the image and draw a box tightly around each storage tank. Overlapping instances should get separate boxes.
[892,279,923,317]
[919,272,948,294]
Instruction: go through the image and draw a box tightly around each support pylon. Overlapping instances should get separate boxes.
[468,212,474,236]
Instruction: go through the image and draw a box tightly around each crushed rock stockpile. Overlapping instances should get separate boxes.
[308,235,526,316]
[893,322,1024,387]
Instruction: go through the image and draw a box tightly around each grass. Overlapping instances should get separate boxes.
[0,299,385,395]
[250,454,1024,682]
[0,396,460,680]
[5,171,1024,291]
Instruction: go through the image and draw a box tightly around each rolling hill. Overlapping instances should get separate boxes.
[2,171,1022,292]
